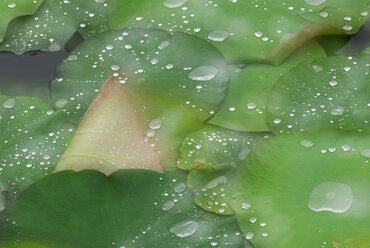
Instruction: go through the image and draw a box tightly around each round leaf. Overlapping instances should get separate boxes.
[51,28,229,121]
[0,170,246,248]
[267,55,370,134]
[0,96,75,198]
[232,129,370,248]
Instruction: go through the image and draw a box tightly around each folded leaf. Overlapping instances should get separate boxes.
[55,77,163,174]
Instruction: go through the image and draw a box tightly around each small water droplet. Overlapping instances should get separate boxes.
[273,118,281,124]
[344,66,351,72]
[158,40,170,50]
[320,12,328,18]
[67,55,78,61]
[245,232,254,240]
[343,25,353,32]
[111,65,120,71]
[174,182,187,193]
[49,43,61,51]
[254,32,263,38]
[208,30,229,42]
[304,0,327,6]
[328,80,338,87]
[308,182,353,214]
[247,102,257,110]
[312,65,323,72]
[300,139,314,148]
[8,3,16,8]
[170,220,198,238]
[149,119,162,129]
[331,107,344,116]
[162,200,175,211]
[241,202,251,209]
[360,148,370,158]
[189,66,218,81]
[55,99,68,108]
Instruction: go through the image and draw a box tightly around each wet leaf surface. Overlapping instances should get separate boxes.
[0,0,110,54]
[232,129,370,248]
[267,55,370,134]
[0,96,75,198]
[0,170,245,248]
[209,42,326,132]
[51,28,229,121]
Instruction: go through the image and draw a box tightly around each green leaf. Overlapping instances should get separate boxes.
[333,238,370,248]
[0,96,75,198]
[126,90,203,171]
[51,28,229,121]
[267,55,370,134]
[55,77,163,175]
[108,0,311,63]
[0,0,109,54]
[209,41,326,132]
[232,129,370,248]
[0,170,246,248]
[178,125,266,215]
[2,243,52,248]
[361,46,370,55]
[108,0,368,63]
[0,0,44,41]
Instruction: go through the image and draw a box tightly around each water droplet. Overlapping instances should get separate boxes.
[300,139,314,148]
[162,200,175,211]
[3,98,16,109]
[344,66,351,72]
[273,118,281,124]
[247,102,257,110]
[238,148,250,160]
[158,40,170,50]
[320,12,328,18]
[245,232,254,240]
[49,43,61,51]
[343,25,353,32]
[67,55,78,61]
[241,202,251,209]
[170,220,198,238]
[208,30,229,42]
[328,80,338,87]
[312,65,323,72]
[55,99,68,108]
[124,44,132,49]
[360,148,370,158]
[111,65,120,71]
[163,0,187,8]
[308,182,353,214]
[341,144,351,152]
[331,107,344,116]
[304,0,327,6]
[254,32,263,38]
[174,182,187,193]
[165,64,174,69]
[106,45,114,50]
[94,0,106,3]
[228,107,236,112]
[206,176,227,189]
[149,118,162,129]
[8,3,16,8]
[189,66,218,81]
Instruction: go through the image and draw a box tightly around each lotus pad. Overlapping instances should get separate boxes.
[267,55,370,134]
[108,0,368,63]
[0,0,109,54]
[232,129,370,248]
[178,125,266,215]
[51,28,229,121]
[0,0,44,42]
[209,41,326,132]
[0,95,75,199]
[0,170,246,248]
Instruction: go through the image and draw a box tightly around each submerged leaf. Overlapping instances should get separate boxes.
[267,55,370,134]
[0,0,44,42]
[0,95,75,198]
[55,77,163,175]
[51,28,229,121]
[0,0,109,54]
[232,129,370,248]
[0,170,246,248]
[178,125,266,215]
[209,42,326,132]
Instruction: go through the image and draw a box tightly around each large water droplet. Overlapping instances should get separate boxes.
[206,176,227,189]
[55,99,68,108]
[208,30,229,42]
[174,182,187,193]
[189,66,218,81]
[331,107,344,116]
[162,200,175,211]
[163,0,187,8]
[3,98,16,109]
[149,118,162,129]
[308,182,353,214]
[170,220,198,238]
